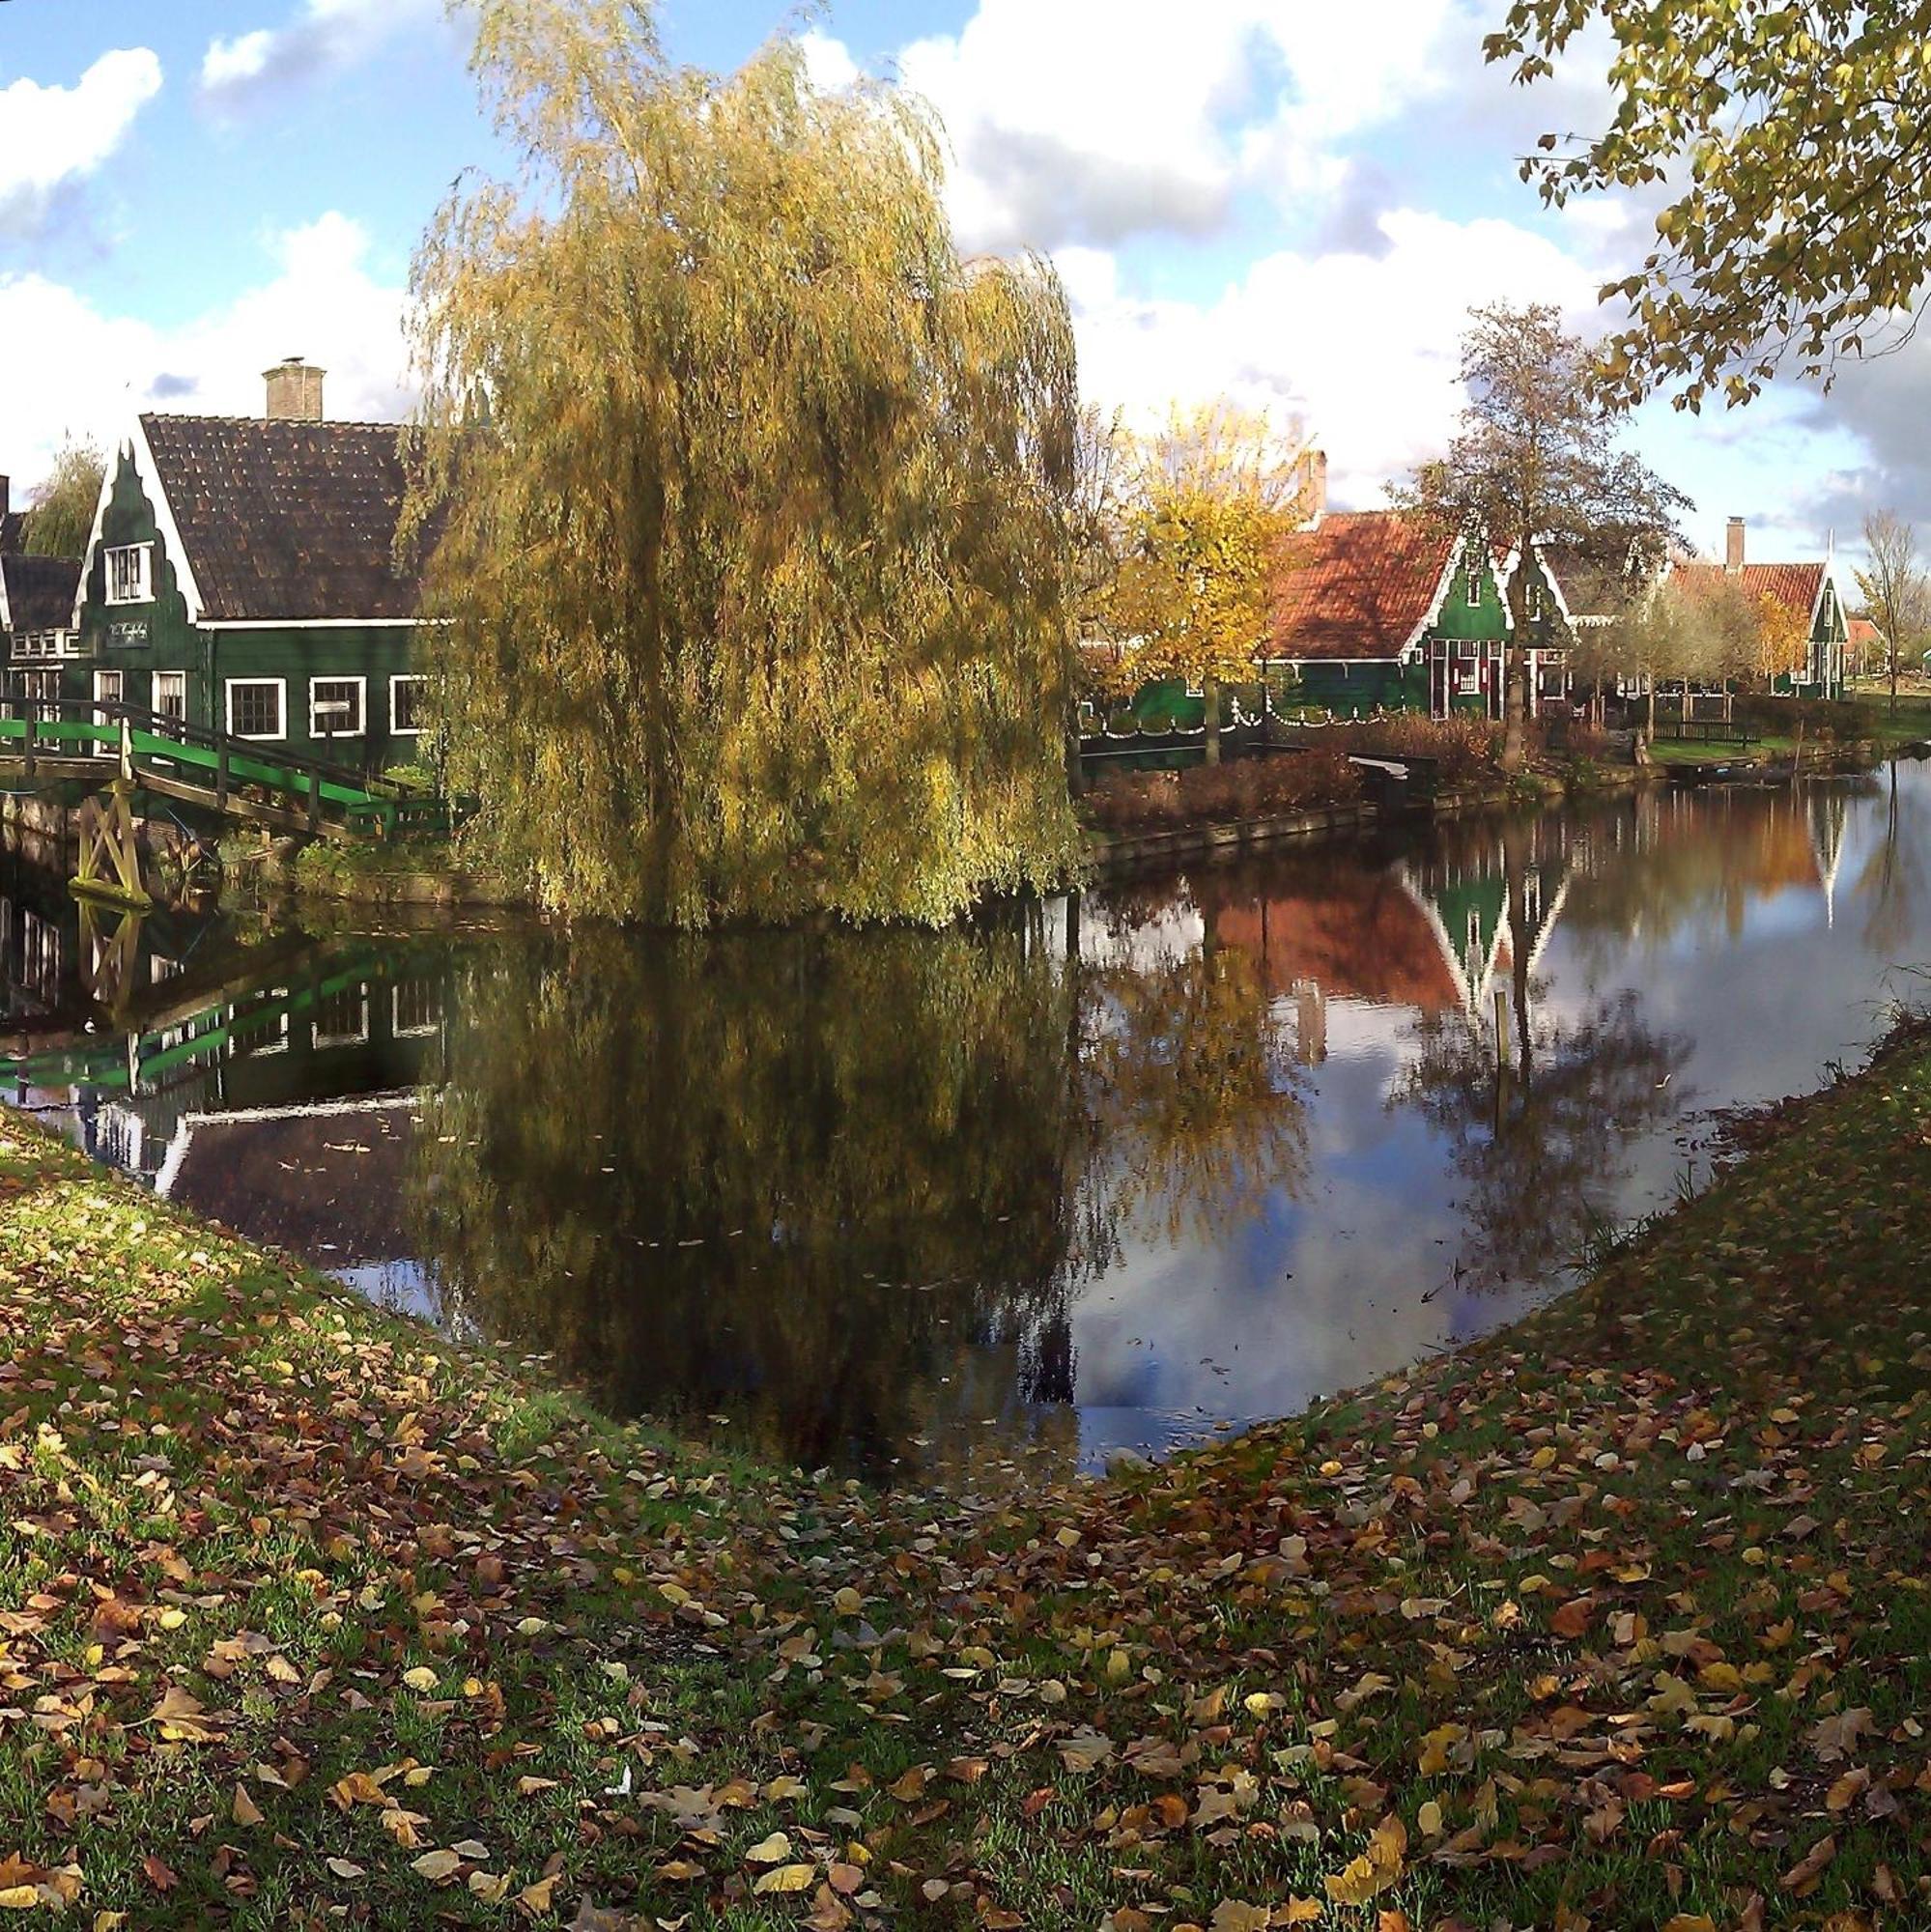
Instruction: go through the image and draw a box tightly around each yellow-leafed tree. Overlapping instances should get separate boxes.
[1099,405,1309,759]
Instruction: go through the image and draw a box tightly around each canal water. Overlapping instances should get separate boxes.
[5,768,1926,1480]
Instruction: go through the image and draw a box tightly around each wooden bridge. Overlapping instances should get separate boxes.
[0,698,455,845]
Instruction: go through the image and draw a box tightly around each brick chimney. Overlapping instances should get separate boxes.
[264,356,326,422]
[1297,445,1328,528]
[1725,515,1746,572]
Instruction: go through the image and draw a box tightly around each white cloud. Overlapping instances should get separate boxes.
[1066,210,1599,505]
[0,213,412,498]
[201,0,442,111]
[0,48,163,237]
[819,0,1468,253]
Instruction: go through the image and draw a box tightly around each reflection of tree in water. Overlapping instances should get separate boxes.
[1081,938,1308,1244]
[1854,764,1925,960]
[407,900,1310,1475]
[1396,826,1690,1288]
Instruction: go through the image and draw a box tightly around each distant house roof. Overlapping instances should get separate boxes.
[133,413,428,624]
[1670,560,1828,627]
[0,553,81,635]
[1271,510,1460,662]
[1848,615,1886,648]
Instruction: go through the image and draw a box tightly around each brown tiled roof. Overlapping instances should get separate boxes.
[0,554,80,633]
[1271,511,1456,661]
[140,414,427,623]
[1671,559,1825,625]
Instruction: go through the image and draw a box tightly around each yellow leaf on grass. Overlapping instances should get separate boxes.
[1325,1813,1407,1908]
[753,1863,817,1895]
[746,1833,792,1865]
[0,1889,39,1912]
[402,1667,439,1693]
[833,1587,864,1616]
[412,1850,464,1884]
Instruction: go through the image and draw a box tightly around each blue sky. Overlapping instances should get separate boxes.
[0,0,1913,562]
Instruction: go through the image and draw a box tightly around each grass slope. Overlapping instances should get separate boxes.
[3,1031,1929,1929]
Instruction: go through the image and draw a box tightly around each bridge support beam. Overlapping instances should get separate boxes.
[71,778,154,912]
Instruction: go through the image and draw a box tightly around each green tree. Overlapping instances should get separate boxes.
[1100,404,1308,762]
[22,437,105,557]
[1398,304,1690,770]
[1488,0,1931,412]
[406,0,1083,923]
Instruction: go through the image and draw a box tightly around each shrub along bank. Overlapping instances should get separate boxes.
[2,1020,1930,1928]
[1081,715,1607,838]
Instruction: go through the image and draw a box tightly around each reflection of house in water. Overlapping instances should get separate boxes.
[1,895,451,1302]
[1201,826,1576,1062]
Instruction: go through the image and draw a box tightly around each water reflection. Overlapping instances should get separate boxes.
[5,765,1925,1477]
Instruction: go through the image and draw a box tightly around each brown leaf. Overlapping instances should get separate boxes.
[141,1857,179,1893]
[1781,1833,1836,1894]
[1550,1596,1593,1638]
[231,1783,263,1828]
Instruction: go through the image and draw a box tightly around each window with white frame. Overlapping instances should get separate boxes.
[390,674,427,735]
[226,678,285,741]
[391,980,441,1038]
[92,668,123,741]
[309,675,365,738]
[1464,559,1483,607]
[312,985,370,1050]
[103,543,153,606]
[154,670,186,728]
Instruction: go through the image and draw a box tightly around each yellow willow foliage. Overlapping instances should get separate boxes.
[405,0,1084,924]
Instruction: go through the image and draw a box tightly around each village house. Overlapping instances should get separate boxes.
[0,479,85,717]
[63,360,430,772]
[1667,517,1850,699]
[1266,478,1571,721]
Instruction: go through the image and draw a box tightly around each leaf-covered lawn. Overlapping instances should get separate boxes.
[3,1027,1929,1928]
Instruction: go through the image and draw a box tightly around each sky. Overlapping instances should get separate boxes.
[0,0,1920,563]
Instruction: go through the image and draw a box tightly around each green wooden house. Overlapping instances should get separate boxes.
[64,360,430,773]
[1268,507,1570,721]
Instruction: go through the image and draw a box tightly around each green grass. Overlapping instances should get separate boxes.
[4,1019,1931,1926]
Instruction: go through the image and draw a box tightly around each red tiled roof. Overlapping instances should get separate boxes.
[1671,560,1824,624]
[1848,616,1885,645]
[1202,866,1463,1014]
[1271,510,1457,662]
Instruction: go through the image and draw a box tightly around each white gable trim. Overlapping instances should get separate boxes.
[1402,524,1479,655]
[0,562,11,635]
[74,421,210,628]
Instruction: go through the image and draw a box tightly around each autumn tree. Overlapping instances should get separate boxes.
[406,0,1084,924]
[22,437,105,557]
[1100,404,1309,762]
[1399,304,1690,769]
[1857,511,1928,716]
[1488,1,1931,412]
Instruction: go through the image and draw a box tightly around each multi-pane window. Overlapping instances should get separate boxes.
[104,544,153,605]
[92,669,123,739]
[391,980,441,1037]
[154,671,186,730]
[390,674,427,735]
[312,986,370,1049]
[309,676,365,738]
[227,679,284,740]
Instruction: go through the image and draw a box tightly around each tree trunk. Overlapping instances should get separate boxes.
[1203,675,1222,765]
[1500,576,1529,772]
[1065,702,1085,800]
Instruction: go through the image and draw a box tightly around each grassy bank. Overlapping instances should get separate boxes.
[4,1021,1931,1926]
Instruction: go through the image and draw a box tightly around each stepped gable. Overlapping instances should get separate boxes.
[138,412,428,623]
[1272,510,1458,660]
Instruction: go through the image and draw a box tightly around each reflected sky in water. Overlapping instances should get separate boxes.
[5,766,1926,1481]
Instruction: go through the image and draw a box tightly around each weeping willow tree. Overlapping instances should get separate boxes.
[407,0,1085,923]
